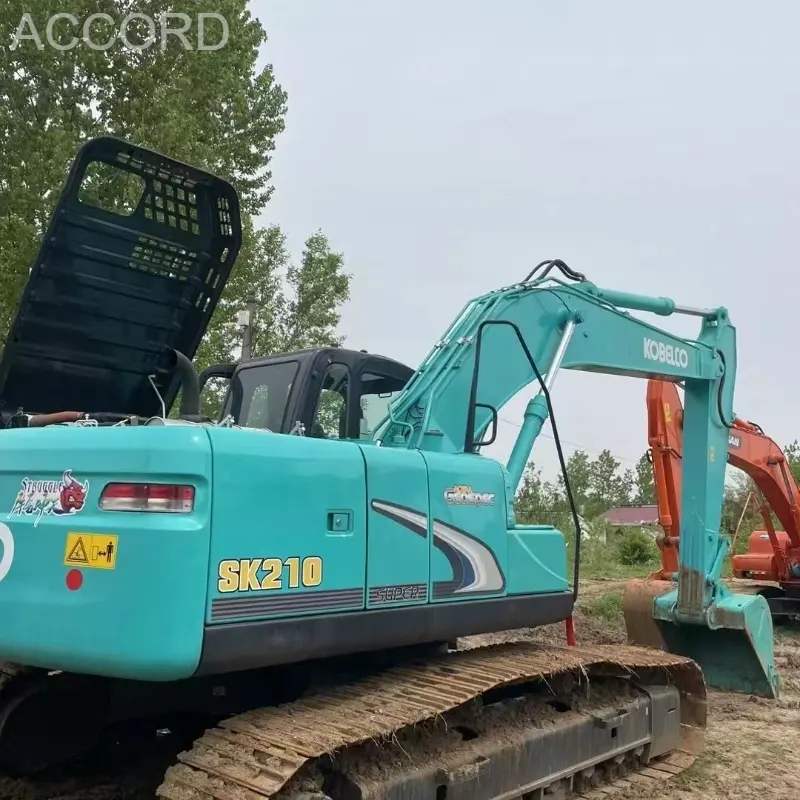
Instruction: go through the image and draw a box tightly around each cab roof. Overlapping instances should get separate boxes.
[0,137,241,417]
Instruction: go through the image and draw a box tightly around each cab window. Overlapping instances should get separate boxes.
[358,372,407,439]
[311,363,349,439]
[232,360,298,431]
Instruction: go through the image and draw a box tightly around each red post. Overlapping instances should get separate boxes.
[565,614,576,646]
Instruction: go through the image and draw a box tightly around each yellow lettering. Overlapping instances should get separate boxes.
[239,558,262,591]
[285,556,300,588]
[261,558,282,590]
[218,560,239,593]
[303,556,323,587]
[218,556,324,593]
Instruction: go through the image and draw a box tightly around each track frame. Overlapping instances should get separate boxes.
[157,642,707,800]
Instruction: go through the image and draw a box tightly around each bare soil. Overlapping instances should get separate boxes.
[2,577,798,799]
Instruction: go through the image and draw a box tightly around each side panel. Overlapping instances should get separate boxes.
[421,452,508,602]
[0,426,212,681]
[507,525,569,594]
[206,429,367,624]
[196,444,575,678]
[361,446,429,608]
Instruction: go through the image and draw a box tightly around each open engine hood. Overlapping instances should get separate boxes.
[0,136,241,418]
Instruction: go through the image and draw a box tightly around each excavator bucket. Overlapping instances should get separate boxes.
[623,579,672,650]
[623,578,780,698]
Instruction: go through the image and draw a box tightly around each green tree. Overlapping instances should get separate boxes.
[514,462,573,533]
[0,1,309,360]
[720,470,763,554]
[586,449,630,517]
[633,451,656,504]
[195,222,353,370]
[270,230,352,355]
[556,450,593,513]
[196,226,352,418]
[515,463,557,523]
[784,439,800,484]
[552,448,635,518]
[1,2,355,419]
[619,467,635,506]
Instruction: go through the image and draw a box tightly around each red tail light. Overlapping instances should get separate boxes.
[100,483,195,513]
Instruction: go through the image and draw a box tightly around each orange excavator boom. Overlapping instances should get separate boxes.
[646,379,683,577]
[644,378,800,618]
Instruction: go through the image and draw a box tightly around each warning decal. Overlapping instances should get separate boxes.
[66,537,88,563]
[64,533,118,570]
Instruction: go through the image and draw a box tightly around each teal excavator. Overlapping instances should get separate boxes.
[0,137,778,799]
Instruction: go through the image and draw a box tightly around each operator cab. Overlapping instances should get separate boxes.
[199,347,414,440]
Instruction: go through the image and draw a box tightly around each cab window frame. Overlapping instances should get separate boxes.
[227,358,300,431]
[309,361,352,439]
[357,370,407,440]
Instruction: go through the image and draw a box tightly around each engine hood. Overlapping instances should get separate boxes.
[0,136,241,418]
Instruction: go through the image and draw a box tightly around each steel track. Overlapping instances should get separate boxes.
[157,642,707,800]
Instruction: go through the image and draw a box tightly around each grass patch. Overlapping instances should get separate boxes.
[579,591,624,621]
[573,538,656,580]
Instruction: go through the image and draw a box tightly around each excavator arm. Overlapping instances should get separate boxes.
[645,378,800,619]
[376,260,778,697]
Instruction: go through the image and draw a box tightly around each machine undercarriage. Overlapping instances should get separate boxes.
[0,643,705,800]
[156,643,705,800]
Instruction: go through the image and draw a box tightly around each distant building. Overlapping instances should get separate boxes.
[601,505,660,527]
[599,505,661,543]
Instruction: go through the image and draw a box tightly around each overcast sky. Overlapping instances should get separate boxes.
[251,0,800,483]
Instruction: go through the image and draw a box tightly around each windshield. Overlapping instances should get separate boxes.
[224,361,299,430]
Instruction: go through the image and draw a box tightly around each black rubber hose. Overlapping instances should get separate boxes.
[522,258,586,284]
[469,319,583,602]
[172,349,201,418]
[714,349,735,429]
[524,348,583,602]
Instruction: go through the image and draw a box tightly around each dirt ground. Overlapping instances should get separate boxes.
[2,578,798,800]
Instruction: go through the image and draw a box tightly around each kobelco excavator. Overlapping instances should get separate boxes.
[0,137,778,800]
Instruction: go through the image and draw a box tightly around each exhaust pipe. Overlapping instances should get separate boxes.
[171,349,201,419]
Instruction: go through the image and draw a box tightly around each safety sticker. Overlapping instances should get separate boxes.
[64,533,118,570]
[9,471,89,528]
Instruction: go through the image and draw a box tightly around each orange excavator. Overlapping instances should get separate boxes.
[645,378,800,620]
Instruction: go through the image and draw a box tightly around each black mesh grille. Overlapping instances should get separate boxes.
[0,136,241,417]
